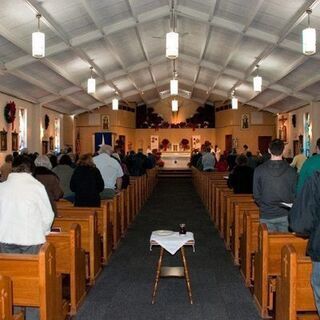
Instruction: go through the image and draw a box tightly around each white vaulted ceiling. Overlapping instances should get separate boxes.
[0,0,320,114]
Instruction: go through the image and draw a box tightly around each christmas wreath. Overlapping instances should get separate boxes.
[4,101,16,128]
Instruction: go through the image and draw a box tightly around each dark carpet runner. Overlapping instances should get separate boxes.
[75,178,260,320]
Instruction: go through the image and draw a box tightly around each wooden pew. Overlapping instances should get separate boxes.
[240,210,260,287]
[214,186,231,230]
[223,194,254,249]
[46,224,86,315]
[53,212,102,284]
[0,275,24,320]
[129,177,138,218]
[253,224,308,318]
[0,243,66,320]
[209,179,228,223]
[231,202,259,265]
[218,188,233,236]
[275,245,317,320]
[57,203,113,262]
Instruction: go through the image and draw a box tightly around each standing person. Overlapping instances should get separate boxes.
[93,145,123,199]
[290,148,307,173]
[289,170,320,315]
[34,155,64,216]
[297,138,320,192]
[52,154,75,202]
[228,155,254,194]
[253,139,297,232]
[201,146,215,172]
[70,154,104,207]
[215,154,228,172]
[242,144,249,155]
[0,154,13,182]
[214,145,221,162]
[0,156,54,254]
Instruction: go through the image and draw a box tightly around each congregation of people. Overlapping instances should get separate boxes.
[193,137,320,315]
[0,145,157,255]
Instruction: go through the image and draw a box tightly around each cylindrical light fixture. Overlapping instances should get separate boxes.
[87,67,96,94]
[302,10,316,55]
[172,99,178,112]
[166,31,179,59]
[112,98,119,110]
[253,75,262,92]
[231,91,238,110]
[170,79,178,95]
[32,14,45,58]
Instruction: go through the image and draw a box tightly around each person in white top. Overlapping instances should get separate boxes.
[0,156,54,254]
[93,144,123,199]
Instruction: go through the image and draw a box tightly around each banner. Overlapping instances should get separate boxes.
[150,135,159,151]
[192,135,201,150]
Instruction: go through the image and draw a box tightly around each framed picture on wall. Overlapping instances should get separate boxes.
[11,132,18,151]
[0,130,7,151]
[240,114,250,130]
[101,115,110,130]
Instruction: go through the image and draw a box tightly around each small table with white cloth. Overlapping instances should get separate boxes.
[150,230,195,304]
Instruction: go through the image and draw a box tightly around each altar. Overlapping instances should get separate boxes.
[161,152,190,168]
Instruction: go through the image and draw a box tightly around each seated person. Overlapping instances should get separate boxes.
[93,145,123,199]
[0,156,54,254]
[70,154,104,207]
[34,155,63,216]
[228,155,254,194]
[52,154,75,202]
[201,146,215,172]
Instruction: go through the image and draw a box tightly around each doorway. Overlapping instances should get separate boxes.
[258,136,272,155]
[225,135,232,152]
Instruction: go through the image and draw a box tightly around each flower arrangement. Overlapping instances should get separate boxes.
[161,138,170,151]
[180,138,190,150]
[4,101,16,129]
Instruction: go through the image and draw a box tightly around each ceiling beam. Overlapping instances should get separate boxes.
[23,0,123,102]
[125,0,162,100]
[0,84,38,104]
[207,0,265,98]
[189,0,218,99]
[228,0,320,97]
[5,69,89,110]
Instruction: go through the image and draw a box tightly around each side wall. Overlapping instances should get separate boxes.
[215,105,276,153]
[75,105,136,154]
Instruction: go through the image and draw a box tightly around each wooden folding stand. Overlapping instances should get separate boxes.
[150,239,195,304]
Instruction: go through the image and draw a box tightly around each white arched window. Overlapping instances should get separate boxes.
[54,117,61,152]
[19,108,27,150]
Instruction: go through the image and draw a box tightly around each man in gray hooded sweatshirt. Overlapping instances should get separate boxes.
[253,139,297,232]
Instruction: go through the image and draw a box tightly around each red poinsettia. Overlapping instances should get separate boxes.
[180,138,190,150]
[161,138,170,151]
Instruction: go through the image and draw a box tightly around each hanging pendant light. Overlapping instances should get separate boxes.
[302,9,316,55]
[112,97,119,110]
[231,91,238,110]
[170,79,178,95]
[166,32,179,59]
[32,14,45,58]
[166,1,179,59]
[172,99,178,112]
[87,67,96,94]
[253,65,262,92]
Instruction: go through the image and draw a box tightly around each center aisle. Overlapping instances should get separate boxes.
[76,178,260,320]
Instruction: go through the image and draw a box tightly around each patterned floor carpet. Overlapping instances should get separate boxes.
[75,178,261,320]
